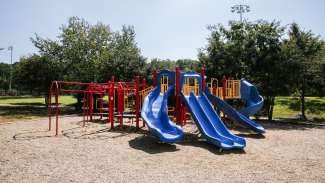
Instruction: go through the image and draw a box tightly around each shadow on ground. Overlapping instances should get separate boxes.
[177,132,246,155]
[129,135,180,154]
[62,124,148,140]
[0,105,77,118]
[258,119,325,131]
[13,130,53,140]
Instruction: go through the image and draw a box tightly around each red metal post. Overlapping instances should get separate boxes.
[152,69,157,87]
[83,92,86,126]
[201,66,205,91]
[183,106,186,126]
[55,81,59,136]
[49,82,53,131]
[118,82,124,127]
[135,76,140,129]
[110,77,115,129]
[89,91,93,121]
[99,93,103,119]
[222,76,227,100]
[107,81,110,125]
[142,78,146,127]
[175,67,181,125]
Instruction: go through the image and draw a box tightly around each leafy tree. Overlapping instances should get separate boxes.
[176,59,200,71]
[199,21,288,120]
[13,54,60,96]
[31,17,146,109]
[283,23,324,119]
[98,25,146,82]
[0,63,10,89]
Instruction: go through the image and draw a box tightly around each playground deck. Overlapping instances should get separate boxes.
[1,116,324,183]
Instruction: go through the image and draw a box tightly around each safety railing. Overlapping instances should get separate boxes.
[160,75,169,94]
[207,78,241,99]
[182,78,200,96]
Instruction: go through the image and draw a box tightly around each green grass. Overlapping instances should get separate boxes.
[0,96,77,123]
[0,95,324,123]
[0,96,77,106]
[273,96,325,121]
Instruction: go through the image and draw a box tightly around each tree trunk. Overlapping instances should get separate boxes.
[75,95,83,111]
[267,96,275,121]
[300,88,306,120]
[44,96,49,106]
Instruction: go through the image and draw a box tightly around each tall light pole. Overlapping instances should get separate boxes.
[8,46,13,91]
[231,4,250,22]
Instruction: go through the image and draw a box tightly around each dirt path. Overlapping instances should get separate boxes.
[0,116,325,183]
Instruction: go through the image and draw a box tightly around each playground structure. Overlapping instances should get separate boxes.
[48,77,150,136]
[48,66,264,150]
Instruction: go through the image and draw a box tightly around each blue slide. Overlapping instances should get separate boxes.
[204,88,265,134]
[141,85,183,143]
[180,73,245,149]
[182,92,245,149]
[239,79,264,117]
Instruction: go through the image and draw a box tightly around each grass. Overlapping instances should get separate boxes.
[0,95,324,123]
[0,96,77,123]
[273,96,325,121]
[0,96,76,106]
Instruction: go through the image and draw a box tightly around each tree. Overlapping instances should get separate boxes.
[0,63,10,89]
[13,54,60,96]
[283,23,324,119]
[31,17,146,109]
[98,25,146,82]
[199,21,288,120]
[176,59,200,71]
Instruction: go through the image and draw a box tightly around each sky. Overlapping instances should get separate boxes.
[0,0,324,63]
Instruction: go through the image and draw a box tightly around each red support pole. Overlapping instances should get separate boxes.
[201,66,205,91]
[142,78,146,127]
[231,80,235,98]
[89,91,93,121]
[99,93,103,119]
[183,106,186,126]
[175,67,181,125]
[118,82,124,127]
[110,77,115,129]
[49,82,53,131]
[55,81,59,136]
[86,93,89,122]
[152,69,157,87]
[83,92,86,126]
[107,81,110,125]
[135,76,140,129]
[222,76,227,100]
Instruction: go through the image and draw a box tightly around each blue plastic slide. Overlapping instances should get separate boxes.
[182,92,245,149]
[180,72,245,149]
[239,79,264,117]
[141,85,183,143]
[204,88,265,134]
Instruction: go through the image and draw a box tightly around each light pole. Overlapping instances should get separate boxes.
[8,46,13,91]
[231,4,250,22]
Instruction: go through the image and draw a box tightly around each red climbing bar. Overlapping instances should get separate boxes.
[55,81,59,136]
[135,76,140,129]
[152,69,157,87]
[175,67,181,125]
[222,76,227,100]
[201,66,205,91]
[142,78,146,127]
[49,82,53,131]
[110,77,115,128]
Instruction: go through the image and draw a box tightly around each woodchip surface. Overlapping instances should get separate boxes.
[0,115,325,183]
